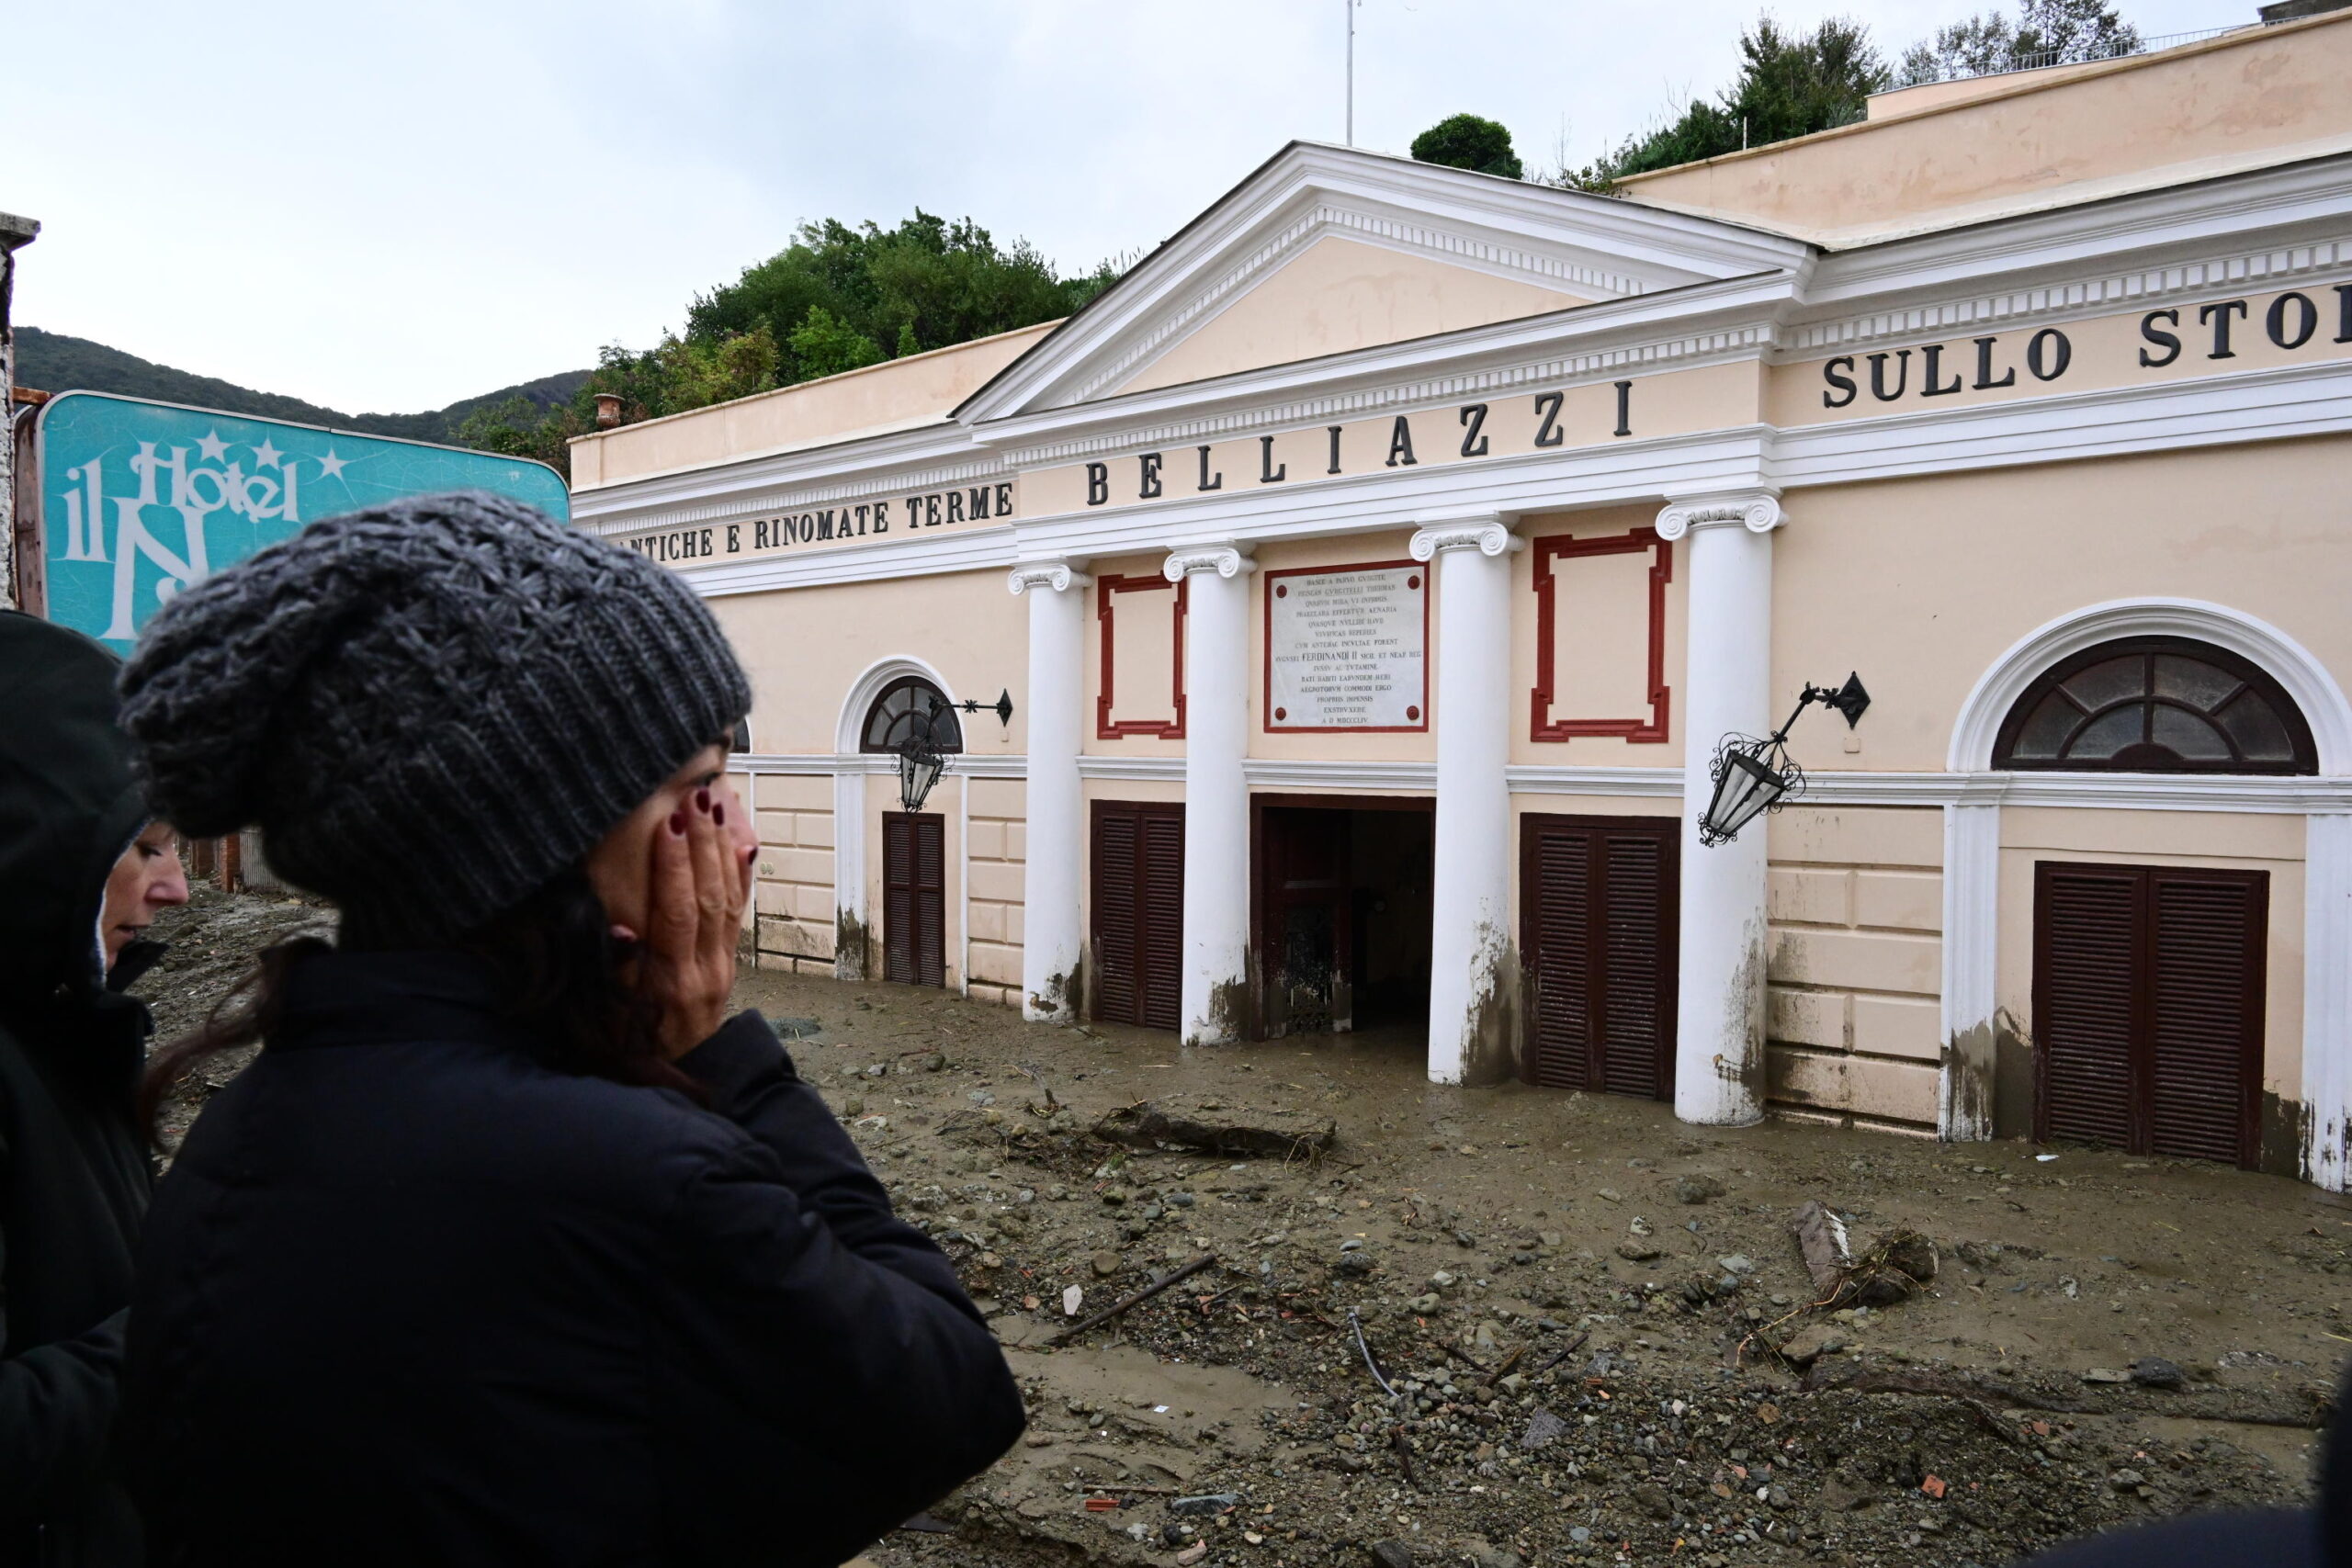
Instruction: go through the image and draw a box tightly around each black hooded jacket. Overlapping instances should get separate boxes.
[0,612,157,1566]
[122,951,1026,1565]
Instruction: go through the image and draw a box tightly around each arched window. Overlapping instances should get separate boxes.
[859,676,964,755]
[1994,637,2316,774]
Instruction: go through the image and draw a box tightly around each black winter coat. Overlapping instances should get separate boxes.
[122,950,1024,1566]
[0,612,157,1568]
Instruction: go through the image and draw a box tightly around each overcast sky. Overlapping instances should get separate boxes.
[10,0,2242,414]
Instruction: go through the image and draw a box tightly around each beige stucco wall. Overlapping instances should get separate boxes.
[1084,552,1188,760]
[707,569,1030,759]
[1764,807,1945,1134]
[1510,504,1688,769]
[569,322,1056,490]
[967,776,1027,1006]
[1116,237,1586,396]
[1619,11,2352,243]
[1770,435,2352,778]
[752,772,836,971]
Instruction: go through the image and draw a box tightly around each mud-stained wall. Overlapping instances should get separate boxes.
[1763,806,1944,1134]
[754,773,837,973]
[967,777,1028,1008]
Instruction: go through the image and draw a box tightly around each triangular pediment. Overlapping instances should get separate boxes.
[957,142,1813,423]
[1111,235,1588,397]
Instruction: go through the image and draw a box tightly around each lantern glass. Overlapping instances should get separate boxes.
[898,743,946,813]
[1699,741,1792,847]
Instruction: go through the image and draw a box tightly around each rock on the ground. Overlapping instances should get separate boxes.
[1367,1541,1416,1568]
[2132,1357,2188,1390]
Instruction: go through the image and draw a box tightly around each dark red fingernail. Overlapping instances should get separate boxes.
[713,803,727,827]
[695,788,711,813]
[668,811,686,835]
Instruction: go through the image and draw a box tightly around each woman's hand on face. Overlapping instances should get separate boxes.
[638,784,745,1058]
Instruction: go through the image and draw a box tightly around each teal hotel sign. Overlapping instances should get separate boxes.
[35,391,570,649]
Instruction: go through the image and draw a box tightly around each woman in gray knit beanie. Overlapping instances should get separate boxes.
[112,493,1024,1565]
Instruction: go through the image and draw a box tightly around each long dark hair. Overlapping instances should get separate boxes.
[140,863,704,1144]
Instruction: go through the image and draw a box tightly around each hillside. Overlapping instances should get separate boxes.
[14,327,589,447]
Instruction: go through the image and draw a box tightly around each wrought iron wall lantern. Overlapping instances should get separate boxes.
[1697,672,1871,848]
[895,688,1016,814]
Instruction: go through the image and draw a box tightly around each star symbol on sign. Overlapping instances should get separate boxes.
[195,430,230,462]
[251,438,284,469]
[315,446,350,480]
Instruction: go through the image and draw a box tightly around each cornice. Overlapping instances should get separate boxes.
[1785,233,2352,358]
[979,272,1798,466]
[571,423,1002,535]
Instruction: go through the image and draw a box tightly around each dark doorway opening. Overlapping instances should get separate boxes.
[1251,796,1435,1038]
[882,811,945,987]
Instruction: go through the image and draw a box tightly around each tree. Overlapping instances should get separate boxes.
[1897,0,2141,85]
[1410,114,1525,179]
[1559,15,1890,191]
[685,210,1109,383]
[454,209,1122,478]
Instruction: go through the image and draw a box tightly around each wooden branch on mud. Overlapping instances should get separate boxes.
[1050,1255,1220,1345]
[1800,1363,2332,1430]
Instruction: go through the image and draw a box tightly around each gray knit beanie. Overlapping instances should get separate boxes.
[117,491,749,944]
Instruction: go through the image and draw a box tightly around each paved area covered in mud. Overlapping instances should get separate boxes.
[139,892,2346,1566]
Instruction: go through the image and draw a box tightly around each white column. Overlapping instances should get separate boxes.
[2304,812,2352,1190]
[1657,494,1782,1126]
[1165,543,1254,1044]
[1009,560,1091,1021]
[1411,515,1523,1085]
[1938,795,2002,1140]
[831,769,868,980]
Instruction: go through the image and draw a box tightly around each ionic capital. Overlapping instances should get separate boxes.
[1409,518,1521,561]
[1007,560,1092,596]
[1162,543,1255,583]
[1656,493,1783,541]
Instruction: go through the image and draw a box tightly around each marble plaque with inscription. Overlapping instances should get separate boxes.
[1265,564,1427,730]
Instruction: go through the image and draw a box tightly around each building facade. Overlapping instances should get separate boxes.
[569,15,2352,1188]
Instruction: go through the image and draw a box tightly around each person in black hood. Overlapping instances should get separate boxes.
[0,610,189,1566]
[114,493,1024,1567]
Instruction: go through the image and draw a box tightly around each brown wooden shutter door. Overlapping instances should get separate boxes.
[883,812,945,988]
[2034,865,2139,1151]
[1091,802,1183,1029]
[2033,862,2265,1167]
[1092,809,1139,1023]
[1521,815,1676,1100]
[1139,810,1185,1030]
[2147,871,2265,1164]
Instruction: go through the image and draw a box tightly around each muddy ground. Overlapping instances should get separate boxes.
[141,887,2346,1567]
